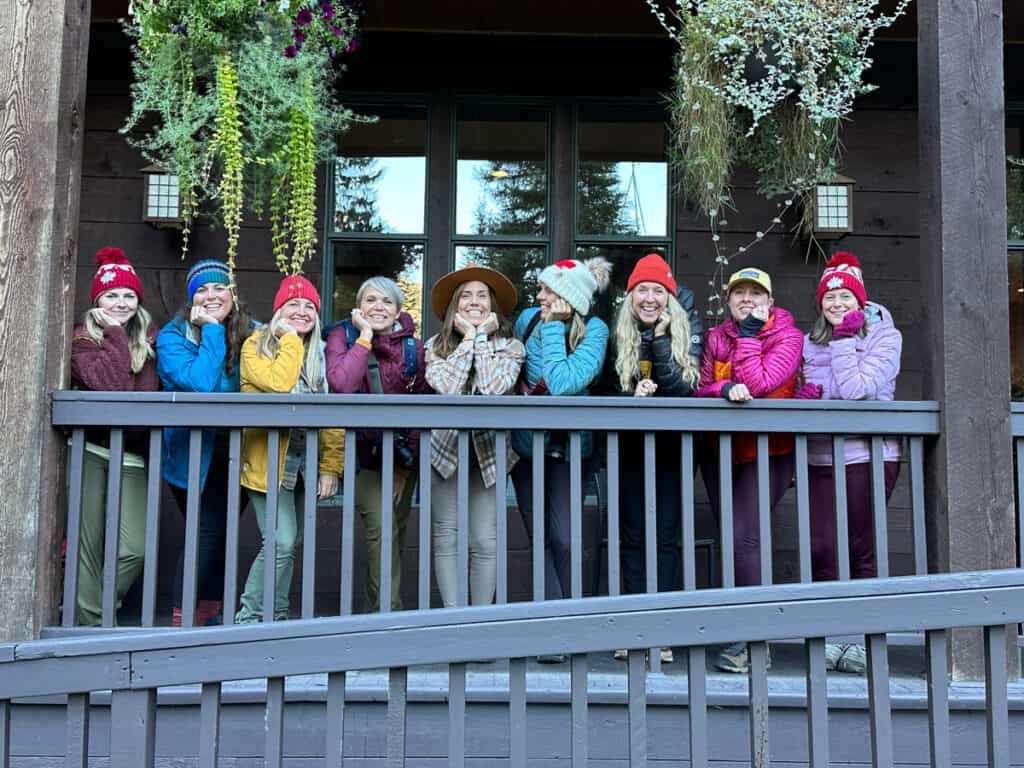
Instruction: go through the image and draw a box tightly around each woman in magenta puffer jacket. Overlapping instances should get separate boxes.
[801,252,902,673]
[325,276,431,612]
[695,266,804,674]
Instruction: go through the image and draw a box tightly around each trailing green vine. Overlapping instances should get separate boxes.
[122,0,366,279]
[211,53,245,278]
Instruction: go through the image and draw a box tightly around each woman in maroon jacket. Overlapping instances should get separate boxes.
[69,247,160,625]
[325,276,430,612]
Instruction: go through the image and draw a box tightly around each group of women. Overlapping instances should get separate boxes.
[71,245,901,675]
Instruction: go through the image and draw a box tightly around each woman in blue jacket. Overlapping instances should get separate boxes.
[156,260,252,627]
[511,257,611,624]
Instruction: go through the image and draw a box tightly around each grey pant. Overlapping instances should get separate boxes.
[74,449,148,626]
[431,464,497,608]
[236,486,305,623]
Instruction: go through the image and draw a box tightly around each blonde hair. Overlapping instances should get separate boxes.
[255,309,324,390]
[84,305,155,374]
[613,292,699,392]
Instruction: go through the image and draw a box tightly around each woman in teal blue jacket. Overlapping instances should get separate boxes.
[511,257,611,619]
[156,260,252,626]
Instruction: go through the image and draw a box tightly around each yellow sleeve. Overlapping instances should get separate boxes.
[318,428,346,476]
[240,331,305,394]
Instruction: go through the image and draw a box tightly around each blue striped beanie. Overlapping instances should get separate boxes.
[186,260,232,301]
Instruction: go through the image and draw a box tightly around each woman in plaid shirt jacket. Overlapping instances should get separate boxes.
[425,264,525,608]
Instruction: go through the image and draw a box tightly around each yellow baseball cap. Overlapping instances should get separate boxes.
[726,267,772,295]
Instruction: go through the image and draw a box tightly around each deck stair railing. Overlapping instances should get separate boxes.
[2,569,1023,767]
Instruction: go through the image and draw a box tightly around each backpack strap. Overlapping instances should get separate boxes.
[520,311,544,344]
[402,336,418,378]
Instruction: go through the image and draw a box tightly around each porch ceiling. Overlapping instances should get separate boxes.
[89,1,1024,42]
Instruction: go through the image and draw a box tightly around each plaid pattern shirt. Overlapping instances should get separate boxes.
[425,333,525,488]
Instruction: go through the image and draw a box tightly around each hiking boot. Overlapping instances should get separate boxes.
[824,642,846,671]
[715,642,772,674]
[836,643,866,674]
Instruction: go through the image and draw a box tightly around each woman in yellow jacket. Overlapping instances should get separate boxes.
[236,276,344,623]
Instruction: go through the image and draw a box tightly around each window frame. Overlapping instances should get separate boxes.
[321,93,676,331]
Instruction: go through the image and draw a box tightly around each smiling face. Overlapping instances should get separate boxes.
[727,281,773,322]
[537,283,562,312]
[456,280,493,326]
[192,282,234,322]
[359,289,400,333]
[630,281,669,327]
[820,288,860,326]
[96,289,139,324]
[281,297,318,337]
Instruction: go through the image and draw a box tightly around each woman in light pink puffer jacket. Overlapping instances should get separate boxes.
[802,252,902,585]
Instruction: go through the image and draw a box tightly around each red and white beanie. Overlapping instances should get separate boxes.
[91,247,143,304]
[816,251,866,307]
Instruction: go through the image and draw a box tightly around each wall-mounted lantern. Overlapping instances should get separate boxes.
[141,165,183,226]
[811,174,855,239]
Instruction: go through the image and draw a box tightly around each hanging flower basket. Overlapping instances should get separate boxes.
[649,0,910,232]
[121,0,367,279]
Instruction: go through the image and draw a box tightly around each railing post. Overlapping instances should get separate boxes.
[110,689,155,768]
[918,0,1019,680]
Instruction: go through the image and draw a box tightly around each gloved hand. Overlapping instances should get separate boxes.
[832,310,865,339]
[738,313,765,338]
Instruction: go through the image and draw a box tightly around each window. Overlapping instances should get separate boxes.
[323,99,672,334]
[1008,116,1024,399]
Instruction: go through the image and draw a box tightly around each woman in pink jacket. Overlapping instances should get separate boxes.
[696,267,804,673]
[801,252,902,673]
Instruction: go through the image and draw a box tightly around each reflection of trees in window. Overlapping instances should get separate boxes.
[334,157,385,232]
[578,162,636,236]
[472,160,547,236]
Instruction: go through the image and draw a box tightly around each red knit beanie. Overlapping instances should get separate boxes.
[816,251,867,307]
[273,275,321,313]
[91,247,144,304]
[626,253,677,295]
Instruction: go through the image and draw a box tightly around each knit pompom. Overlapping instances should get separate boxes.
[827,251,860,269]
[95,246,129,267]
[583,256,612,294]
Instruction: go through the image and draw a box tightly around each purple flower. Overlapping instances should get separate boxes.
[331,25,346,35]
[320,1,335,19]
[295,7,313,25]
[284,45,298,58]
[346,37,358,54]
[293,27,305,43]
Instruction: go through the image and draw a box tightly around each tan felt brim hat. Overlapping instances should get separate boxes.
[430,263,518,321]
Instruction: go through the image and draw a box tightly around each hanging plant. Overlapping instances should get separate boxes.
[649,0,909,228]
[121,0,366,279]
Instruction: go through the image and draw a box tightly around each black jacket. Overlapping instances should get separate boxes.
[599,286,704,396]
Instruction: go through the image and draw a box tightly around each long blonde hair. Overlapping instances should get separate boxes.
[83,306,155,374]
[255,309,324,390]
[613,292,699,392]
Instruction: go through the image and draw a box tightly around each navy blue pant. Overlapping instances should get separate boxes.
[171,450,229,607]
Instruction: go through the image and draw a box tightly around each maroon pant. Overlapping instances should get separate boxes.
[701,453,796,587]
[809,461,900,581]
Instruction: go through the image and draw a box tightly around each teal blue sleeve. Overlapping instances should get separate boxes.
[539,317,608,395]
[156,320,227,393]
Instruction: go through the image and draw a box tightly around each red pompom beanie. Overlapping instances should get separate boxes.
[816,251,867,307]
[91,247,144,304]
[273,275,321,313]
[626,253,677,295]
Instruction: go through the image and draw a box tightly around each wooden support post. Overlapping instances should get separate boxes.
[0,0,90,641]
[918,0,1019,679]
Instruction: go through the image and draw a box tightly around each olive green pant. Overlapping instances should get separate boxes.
[236,487,303,623]
[355,469,415,612]
[74,449,148,626]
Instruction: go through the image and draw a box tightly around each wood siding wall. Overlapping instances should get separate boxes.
[78,26,928,614]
